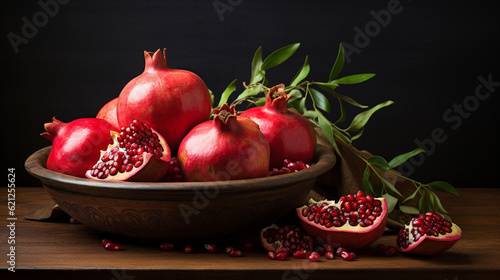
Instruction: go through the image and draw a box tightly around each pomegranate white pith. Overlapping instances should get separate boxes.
[297,192,388,250]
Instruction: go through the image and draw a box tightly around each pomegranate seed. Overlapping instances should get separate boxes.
[160,242,174,251]
[225,246,236,254]
[204,243,218,254]
[104,242,121,251]
[292,250,309,259]
[336,246,347,256]
[276,252,288,261]
[183,245,194,254]
[268,159,313,176]
[101,239,112,247]
[325,252,335,260]
[228,249,242,257]
[341,251,356,261]
[267,251,276,260]
[309,252,320,262]
[385,246,399,257]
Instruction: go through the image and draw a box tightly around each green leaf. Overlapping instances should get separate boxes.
[298,96,307,114]
[313,82,368,109]
[334,98,346,124]
[367,156,390,171]
[346,100,394,132]
[332,73,376,85]
[351,127,364,141]
[362,166,376,196]
[318,113,335,148]
[287,89,303,103]
[388,148,425,169]
[382,193,398,213]
[400,205,420,215]
[290,56,310,86]
[261,43,300,71]
[401,186,420,204]
[217,79,238,109]
[329,43,345,81]
[427,181,459,196]
[310,88,331,113]
[429,191,449,214]
[234,84,264,102]
[381,176,402,197]
[250,46,263,83]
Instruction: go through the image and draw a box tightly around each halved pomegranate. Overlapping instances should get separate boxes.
[396,212,462,255]
[86,120,171,181]
[260,224,313,256]
[296,191,388,250]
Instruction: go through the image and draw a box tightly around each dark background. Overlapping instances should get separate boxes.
[2,0,499,188]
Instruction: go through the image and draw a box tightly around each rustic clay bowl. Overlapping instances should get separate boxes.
[25,145,336,241]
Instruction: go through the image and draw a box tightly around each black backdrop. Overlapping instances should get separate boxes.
[2,0,499,188]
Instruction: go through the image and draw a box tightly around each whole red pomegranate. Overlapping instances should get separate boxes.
[41,117,116,178]
[240,84,316,169]
[297,191,388,250]
[178,104,270,181]
[117,48,212,149]
[96,97,119,129]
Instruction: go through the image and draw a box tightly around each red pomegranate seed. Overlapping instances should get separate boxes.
[325,252,335,260]
[276,252,288,261]
[101,239,112,247]
[293,250,309,259]
[385,246,399,257]
[183,245,194,254]
[104,242,121,251]
[160,242,174,251]
[309,252,320,262]
[228,249,242,257]
[225,246,236,254]
[341,251,356,261]
[336,246,347,256]
[267,251,276,260]
[204,243,218,254]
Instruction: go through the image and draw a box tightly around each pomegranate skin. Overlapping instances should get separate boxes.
[117,48,212,150]
[41,117,116,178]
[96,97,119,130]
[240,84,316,169]
[178,104,270,182]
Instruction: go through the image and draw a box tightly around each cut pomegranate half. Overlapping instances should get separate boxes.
[396,212,462,255]
[86,120,171,181]
[296,191,388,250]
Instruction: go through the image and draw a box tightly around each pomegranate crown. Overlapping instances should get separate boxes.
[144,48,168,70]
[266,84,290,111]
[213,104,237,124]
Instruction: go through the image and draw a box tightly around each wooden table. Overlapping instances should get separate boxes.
[1,187,499,279]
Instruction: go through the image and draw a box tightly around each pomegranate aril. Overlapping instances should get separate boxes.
[183,245,194,254]
[204,243,217,253]
[341,251,356,261]
[228,249,242,257]
[308,252,320,262]
[276,252,288,261]
[293,250,309,259]
[336,246,347,256]
[225,246,236,254]
[160,242,174,251]
[325,252,335,260]
[268,251,276,260]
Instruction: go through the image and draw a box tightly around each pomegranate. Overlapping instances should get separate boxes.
[240,84,316,169]
[117,48,212,150]
[96,97,119,129]
[178,104,270,181]
[41,117,117,178]
[86,120,171,181]
[296,191,388,250]
[260,224,313,256]
[396,212,462,255]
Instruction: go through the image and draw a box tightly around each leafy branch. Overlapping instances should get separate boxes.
[211,43,459,222]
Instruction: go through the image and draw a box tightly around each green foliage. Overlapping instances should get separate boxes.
[213,43,459,220]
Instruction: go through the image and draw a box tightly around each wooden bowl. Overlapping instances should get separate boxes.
[25,145,336,241]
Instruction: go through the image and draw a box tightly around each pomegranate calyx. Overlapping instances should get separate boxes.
[40,117,65,142]
[266,84,289,112]
[144,48,168,71]
[213,104,237,124]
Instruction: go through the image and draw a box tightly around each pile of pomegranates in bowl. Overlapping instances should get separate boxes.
[24,48,336,241]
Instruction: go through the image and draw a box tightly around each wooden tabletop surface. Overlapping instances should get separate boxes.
[1,187,499,280]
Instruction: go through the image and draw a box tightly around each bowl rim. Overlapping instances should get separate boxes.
[25,145,336,196]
